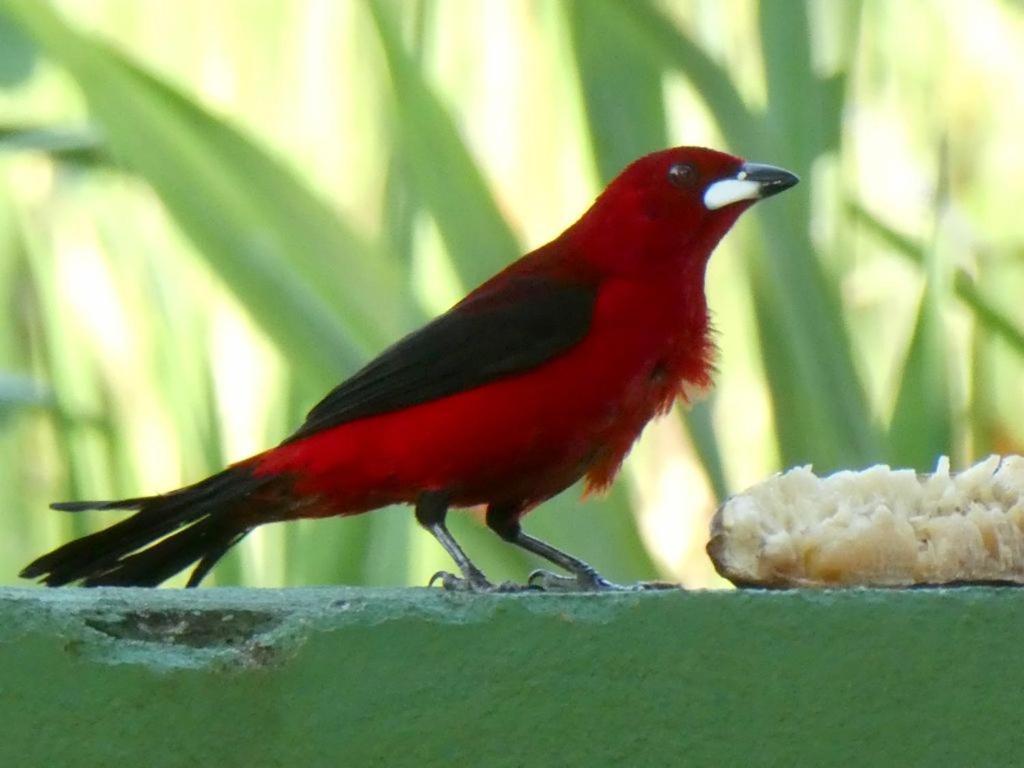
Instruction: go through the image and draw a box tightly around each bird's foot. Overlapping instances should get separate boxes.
[428,570,533,593]
[429,569,491,592]
[527,567,625,592]
[527,569,684,592]
[632,580,683,591]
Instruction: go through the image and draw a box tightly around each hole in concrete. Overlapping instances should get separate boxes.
[83,608,281,648]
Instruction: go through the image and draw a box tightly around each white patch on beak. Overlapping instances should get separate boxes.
[703,178,762,211]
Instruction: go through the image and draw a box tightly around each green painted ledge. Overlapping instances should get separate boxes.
[1,587,1022,767]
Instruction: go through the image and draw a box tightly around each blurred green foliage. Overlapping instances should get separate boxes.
[0,0,1022,587]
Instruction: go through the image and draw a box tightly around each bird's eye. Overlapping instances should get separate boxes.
[667,162,698,189]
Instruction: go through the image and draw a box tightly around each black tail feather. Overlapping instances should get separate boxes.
[22,465,274,587]
[186,529,248,587]
[80,519,250,587]
[50,497,153,512]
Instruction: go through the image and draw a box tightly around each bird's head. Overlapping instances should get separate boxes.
[569,146,799,277]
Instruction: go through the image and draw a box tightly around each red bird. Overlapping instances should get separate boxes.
[22,147,797,590]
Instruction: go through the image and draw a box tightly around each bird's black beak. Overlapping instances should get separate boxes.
[740,162,800,199]
[703,162,799,210]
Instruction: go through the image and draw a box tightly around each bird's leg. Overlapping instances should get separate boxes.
[485,505,622,592]
[417,492,528,592]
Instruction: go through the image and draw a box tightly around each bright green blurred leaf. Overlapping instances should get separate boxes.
[367,0,520,290]
[847,201,925,263]
[0,13,36,87]
[0,0,412,390]
[849,202,1024,359]
[888,268,952,470]
[955,271,1024,356]
[0,372,51,424]
[567,0,666,181]
[752,1,878,470]
[609,0,757,151]
[0,125,107,166]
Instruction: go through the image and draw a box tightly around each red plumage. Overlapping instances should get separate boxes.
[23,146,797,589]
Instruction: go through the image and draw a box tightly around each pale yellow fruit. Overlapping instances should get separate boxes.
[707,455,1024,588]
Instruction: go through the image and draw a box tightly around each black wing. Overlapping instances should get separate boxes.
[285,274,596,442]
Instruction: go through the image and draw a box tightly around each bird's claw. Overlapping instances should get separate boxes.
[428,569,681,594]
[428,570,535,593]
[632,580,683,591]
[527,568,624,592]
[429,570,489,591]
[526,570,683,592]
